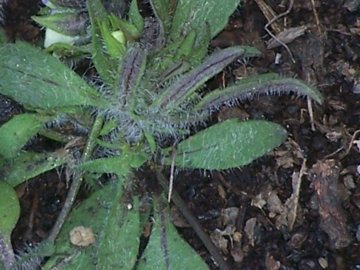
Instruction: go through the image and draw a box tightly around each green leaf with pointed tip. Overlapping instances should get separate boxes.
[0,114,50,159]
[43,179,141,270]
[129,0,144,33]
[88,0,118,88]
[162,119,287,170]
[97,192,140,269]
[195,73,323,111]
[0,181,20,237]
[79,152,148,176]
[0,42,106,109]
[0,182,19,270]
[176,30,196,59]
[137,196,208,270]
[98,18,126,59]
[170,0,241,42]
[1,150,70,187]
[32,11,89,36]
[149,0,176,35]
[153,46,258,110]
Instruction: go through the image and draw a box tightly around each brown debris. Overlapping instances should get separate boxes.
[309,159,352,249]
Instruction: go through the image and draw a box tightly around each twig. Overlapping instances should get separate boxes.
[341,129,360,159]
[307,97,315,131]
[310,0,322,34]
[155,169,230,270]
[256,0,296,63]
[168,148,177,202]
[47,114,104,244]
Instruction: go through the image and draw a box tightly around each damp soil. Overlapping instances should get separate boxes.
[2,0,360,269]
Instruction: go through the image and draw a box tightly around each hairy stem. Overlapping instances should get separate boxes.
[47,113,104,243]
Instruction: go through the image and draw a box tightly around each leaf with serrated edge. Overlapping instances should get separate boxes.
[88,0,118,88]
[153,46,253,110]
[0,42,106,109]
[163,119,287,170]
[195,73,323,112]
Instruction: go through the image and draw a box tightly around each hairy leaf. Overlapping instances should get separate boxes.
[0,150,70,187]
[79,152,148,176]
[153,46,259,110]
[118,47,147,108]
[137,196,208,270]
[129,0,144,33]
[0,182,19,270]
[0,114,50,159]
[149,0,176,35]
[97,192,140,269]
[170,0,241,41]
[88,0,118,88]
[0,182,20,238]
[163,119,287,170]
[195,73,323,111]
[0,42,106,109]
[32,11,89,36]
[43,179,141,270]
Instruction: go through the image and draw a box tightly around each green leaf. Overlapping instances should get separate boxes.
[153,46,257,110]
[129,0,144,33]
[118,47,147,109]
[88,0,118,88]
[0,150,70,187]
[163,119,287,170]
[170,0,241,41]
[0,42,106,109]
[0,28,6,46]
[138,196,208,270]
[0,182,19,270]
[0,114,50,159]
[0,181,20,237]
[98,18,126,58]
[43,180,141,270]
[175,30,196,59]
[195,73,323,111]
[97,192,140,269]
[32,11,89,36]
[79,152,148,176]
[149,0,177,35]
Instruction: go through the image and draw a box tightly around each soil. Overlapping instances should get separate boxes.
[2,0,360,269]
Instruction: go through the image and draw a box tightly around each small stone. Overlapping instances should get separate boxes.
[318,257,329,269]
[69,226,96,247]
[343,175,356,189]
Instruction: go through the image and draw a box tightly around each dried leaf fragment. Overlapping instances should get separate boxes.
[267,26,307,49]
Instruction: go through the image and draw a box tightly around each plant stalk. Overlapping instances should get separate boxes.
[47,113,104,243]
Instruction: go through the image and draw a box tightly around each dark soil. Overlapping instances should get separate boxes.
[2,0,360,269]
